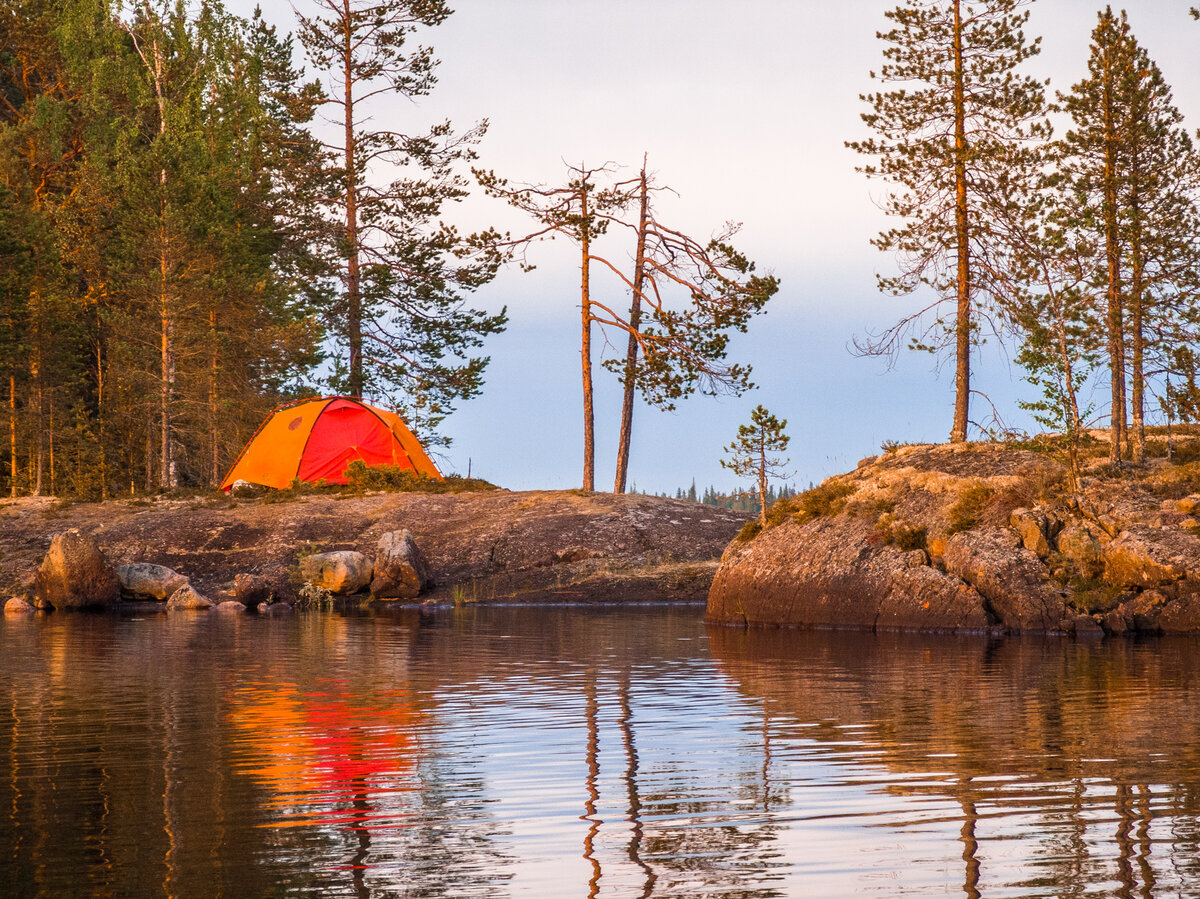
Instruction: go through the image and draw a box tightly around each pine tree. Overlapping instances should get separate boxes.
[848,0,1048,443]
[1057,9,1200,464]
[295,0,506,437]
[721,405,790,527]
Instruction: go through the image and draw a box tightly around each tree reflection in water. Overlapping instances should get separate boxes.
[708,625,1200,896]
[7,608,1200,895]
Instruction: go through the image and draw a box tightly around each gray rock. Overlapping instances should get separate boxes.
[943,527,1071,632]
[878,566,991,632]
[116,563,189,601]
[165,585,214,611]
[35,529,120,610]
[230,479,266,498]
[370,530,432,599]
[299,551,373,595]
[215,600,245,613]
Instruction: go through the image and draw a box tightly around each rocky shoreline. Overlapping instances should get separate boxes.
[1,489,747,612]
[706,441,1200,636]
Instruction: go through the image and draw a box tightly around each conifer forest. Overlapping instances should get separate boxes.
[2,0,1199,499]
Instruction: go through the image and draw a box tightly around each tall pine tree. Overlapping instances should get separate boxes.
[848,0,1048,443]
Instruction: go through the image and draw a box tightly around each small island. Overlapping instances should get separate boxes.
[707,436,1200,636]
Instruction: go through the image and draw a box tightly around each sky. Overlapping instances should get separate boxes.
[256,0,1200,494]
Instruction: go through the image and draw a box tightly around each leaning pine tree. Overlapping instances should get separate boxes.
[848,0,1048,442]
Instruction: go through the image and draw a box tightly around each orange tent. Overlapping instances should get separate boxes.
[220,396,441,490]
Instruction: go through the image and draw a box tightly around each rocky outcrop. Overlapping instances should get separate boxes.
[117,563,189,601]
[300,551,373,595]
[942,528,1071,632]
[370,529,431,599]
[35,529,120,610]
[707,441,1200,636]
[4,597,34,614]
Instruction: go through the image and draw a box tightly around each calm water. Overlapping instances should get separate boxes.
[3,606,1200,897]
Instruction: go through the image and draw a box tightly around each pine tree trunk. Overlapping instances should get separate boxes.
[950,0,971,445]
[580,182,595,492]
[152,36,176,489]
[757,432,768,527]
[1102,58,1125,464]
[31,287,43,497]
[8,374,16,498]
[96,338,107,501]
[48,398,54,496]
[343,1,363,398]
[614,163,649,494]
[160,269,174,488]
[1129,154,1146,464]
[209,308,219,485]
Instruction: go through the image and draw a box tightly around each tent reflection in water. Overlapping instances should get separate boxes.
[219,396,441,490]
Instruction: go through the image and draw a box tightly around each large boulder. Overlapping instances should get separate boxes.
[1102,528,1200,589]
[4,597,35,614]
[116,563,189,601]
[942,528,1072,632]
[166,584,214,611]
[300,551,373,595]
[35,529,120,610]
[234,573,276,607]
[370,530,432,599]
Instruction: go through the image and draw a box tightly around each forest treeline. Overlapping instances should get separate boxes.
[0,0,508,499]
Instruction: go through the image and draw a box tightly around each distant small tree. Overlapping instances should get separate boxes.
[721,405,790,527]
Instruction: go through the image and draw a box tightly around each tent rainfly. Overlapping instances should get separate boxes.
[219,396,441,491]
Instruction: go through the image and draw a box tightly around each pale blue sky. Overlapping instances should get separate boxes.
[257,0,1200,493]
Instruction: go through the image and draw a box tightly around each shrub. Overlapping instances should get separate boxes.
[795,480,857,521]
[874,513,928,551]
[735,520,763,542]
[947,483,993,534]
[343,461,498,493]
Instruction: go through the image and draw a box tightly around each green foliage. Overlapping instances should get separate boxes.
[733,520,762,542]
[947,483,994,534]
[1061,574,1124,616]
[721,405,791,525]
[298,0,507,430]
[342,460,497,493]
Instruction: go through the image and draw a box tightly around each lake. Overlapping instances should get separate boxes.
[2,605,1199,897]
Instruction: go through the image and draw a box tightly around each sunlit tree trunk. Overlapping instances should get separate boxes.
[8,374,16,497]
[1102,65,1126,464]
[342,0,363,398]
[580,181,594,492]
[614,162,649,494]
[951,0,971,444]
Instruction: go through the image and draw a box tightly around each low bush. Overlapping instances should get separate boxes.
[343,461,498,493]
[947,483,993,534]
